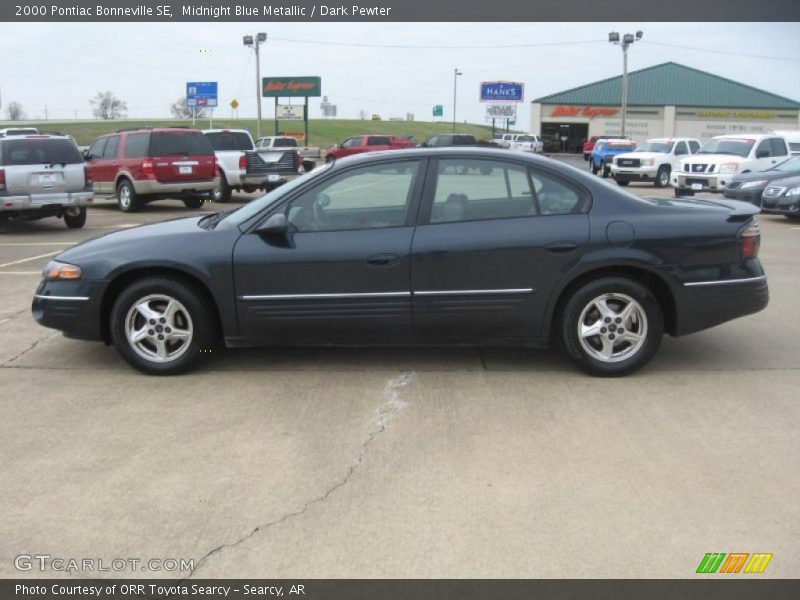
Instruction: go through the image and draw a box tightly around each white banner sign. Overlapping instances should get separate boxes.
[486,104,516,119]
[276,104,304,120]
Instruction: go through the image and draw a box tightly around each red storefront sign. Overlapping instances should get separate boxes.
[551,105,620,118]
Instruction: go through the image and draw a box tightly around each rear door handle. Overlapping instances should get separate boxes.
[366,253,400,268]
[545,242,579,253]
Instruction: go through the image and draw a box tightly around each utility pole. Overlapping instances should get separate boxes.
[608,30,643,138]
[243,32,267,139]
[452,68,462,133]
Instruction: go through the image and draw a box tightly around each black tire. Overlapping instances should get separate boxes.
[600,162,609,178]
[590,161,598,175]
[674,187,694,197]
[616,179,630,187]
[558,276,664,377]
[110,277,216,375]
[655,165,670,188]
[183,197,204,209]
[116,179,139,213]
[325,155,335,163]
[63,207,87,229]
[242,185,258,194]
[213,175,232,204]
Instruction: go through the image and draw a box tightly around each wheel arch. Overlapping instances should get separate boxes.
[546,264,677,341]
[100,267,224,345]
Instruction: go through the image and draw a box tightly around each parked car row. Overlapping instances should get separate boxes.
[724,155,800,219]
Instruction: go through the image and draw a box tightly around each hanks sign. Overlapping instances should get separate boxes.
[480,81,524,103]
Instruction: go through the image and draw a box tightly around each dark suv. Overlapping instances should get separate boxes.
[85,127,218,212]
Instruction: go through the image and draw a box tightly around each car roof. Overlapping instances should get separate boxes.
[329,146,550,165]
[203,129,250,134]
[0,133,73,141]
[712,133,776,140]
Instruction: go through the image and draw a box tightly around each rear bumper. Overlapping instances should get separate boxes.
[675,275,769,336]
[31,279,106,342]
[0,191,93,212]
[134,177,219,195]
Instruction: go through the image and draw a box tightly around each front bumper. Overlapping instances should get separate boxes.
[723,187,765,205]
[0,190,93,212]
[133,177,219,195]
[761,196,800,216]
[32,279,106,342]
[674,275,769,336]
[610,165,659,181]
[673,172,737,193]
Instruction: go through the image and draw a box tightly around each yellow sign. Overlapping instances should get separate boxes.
[229,99,239,110]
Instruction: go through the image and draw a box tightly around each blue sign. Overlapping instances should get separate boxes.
[480,81,524,103]
[186,81,218,108]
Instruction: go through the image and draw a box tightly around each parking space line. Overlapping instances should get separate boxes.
[0,271,41,275]
[0,243,76,246]
[0,251,61,269]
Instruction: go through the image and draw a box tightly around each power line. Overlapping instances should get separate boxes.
[269,36,603,50]
[640,40,800,63]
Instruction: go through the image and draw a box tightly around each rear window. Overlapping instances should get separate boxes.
[150,131,215,156]
[273,138,298,147]
[0,138,83,166]
[204,131,253,152]
[453,135,476,145]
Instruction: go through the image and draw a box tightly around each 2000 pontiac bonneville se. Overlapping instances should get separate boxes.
[32,148,768,376]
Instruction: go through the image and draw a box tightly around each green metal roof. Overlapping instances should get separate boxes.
[533,62,800,110]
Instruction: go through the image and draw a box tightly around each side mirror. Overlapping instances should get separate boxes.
[256,213,288,235]
[83,150,92,161]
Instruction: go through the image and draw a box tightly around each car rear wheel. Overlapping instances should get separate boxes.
[655,166,671,188]
[110,277,215,375]
[117,180,139,213]
[63,207,86,229]
[590,161,598,175]
[183,197,204,209]
[674,187,694,197]
[559,277,663,377]
[213,176,232,203]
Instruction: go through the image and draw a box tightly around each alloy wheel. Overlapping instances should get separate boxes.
[577,293,648,363]
[124,294,194,363]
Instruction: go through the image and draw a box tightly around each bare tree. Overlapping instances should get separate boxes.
[5,101,25,121]
[170,97,207,119]
[358,109,367,120]
[90,91,128,120]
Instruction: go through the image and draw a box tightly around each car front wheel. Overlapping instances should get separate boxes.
[559,277,663,376]
[110,277,215,375]
[655,166,671,188]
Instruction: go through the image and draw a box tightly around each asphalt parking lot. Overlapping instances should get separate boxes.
[1,159,798,579]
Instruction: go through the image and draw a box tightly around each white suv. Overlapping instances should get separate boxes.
[610,137,700,188]
[674,134,790,196]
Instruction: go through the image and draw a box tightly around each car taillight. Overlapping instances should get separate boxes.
[83,165,92,186]
[238,155,247,170]
[740,222,760,259]
[141,159,155,177]
[0,168,5,191]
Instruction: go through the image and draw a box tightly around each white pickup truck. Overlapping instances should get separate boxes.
[509,134,544,154]
[609,137,700,188]
[256,136,319,172]
[673,133,791,196]
[202,129,300,203]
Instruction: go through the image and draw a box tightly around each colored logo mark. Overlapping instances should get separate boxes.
[696,552,773,574]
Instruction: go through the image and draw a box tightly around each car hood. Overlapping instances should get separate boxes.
[682,154,746,165]
[614,151,665,160]
[57,215,210,263]
[763,174,800,188]
[601,148,637,156]
[730,169,800,184]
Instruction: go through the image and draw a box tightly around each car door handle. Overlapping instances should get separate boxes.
[366,253,400,268]
[545,242,579,253]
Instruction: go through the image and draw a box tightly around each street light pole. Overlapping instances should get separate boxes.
[452,68,462,133]
[244,32,267,139]
[608,30,642,139]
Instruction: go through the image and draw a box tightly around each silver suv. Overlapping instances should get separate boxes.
[0,133,92,228]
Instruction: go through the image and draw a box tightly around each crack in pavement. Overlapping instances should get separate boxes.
[0,307,30,325]
[0,331,59,368]
[186,371,416,579]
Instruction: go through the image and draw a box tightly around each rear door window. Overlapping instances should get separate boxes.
[102,135,120,160]
[688,140,700,153]
[150,131,215,156]
[674,141,688,156]
[0,138,83,166]
[367,136,391,146]
[124,133,149,158]
[769,138,788,157]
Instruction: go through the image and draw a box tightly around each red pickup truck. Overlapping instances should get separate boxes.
[582,135,628,161]
[325,135,415,162]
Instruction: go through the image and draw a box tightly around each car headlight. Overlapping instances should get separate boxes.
[719,162,740,174]
[642,158,655,166]
[786,187,800,197]
[740,180,768,189]
[43,260,82,280]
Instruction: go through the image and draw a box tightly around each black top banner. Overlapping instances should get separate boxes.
[3,0,800,21]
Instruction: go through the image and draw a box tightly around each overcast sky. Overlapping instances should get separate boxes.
[1,22,799,130]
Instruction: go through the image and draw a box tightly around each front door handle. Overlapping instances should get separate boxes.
[545,241,579,253]
[366,253,400,268]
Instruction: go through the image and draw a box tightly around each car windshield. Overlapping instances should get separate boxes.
[220,162,333,227]
[516,135,536,142]
[0,138,83,165]
[772,156,800,172]
[150,131,215,156]
[696,138,754,157]
[606,143,637,151]
[205,131,254,151]
[636,142,674,153]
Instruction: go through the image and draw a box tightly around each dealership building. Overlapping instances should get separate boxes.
[530,62,800,153]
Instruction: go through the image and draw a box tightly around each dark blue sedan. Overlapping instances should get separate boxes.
[32,148,768,376]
